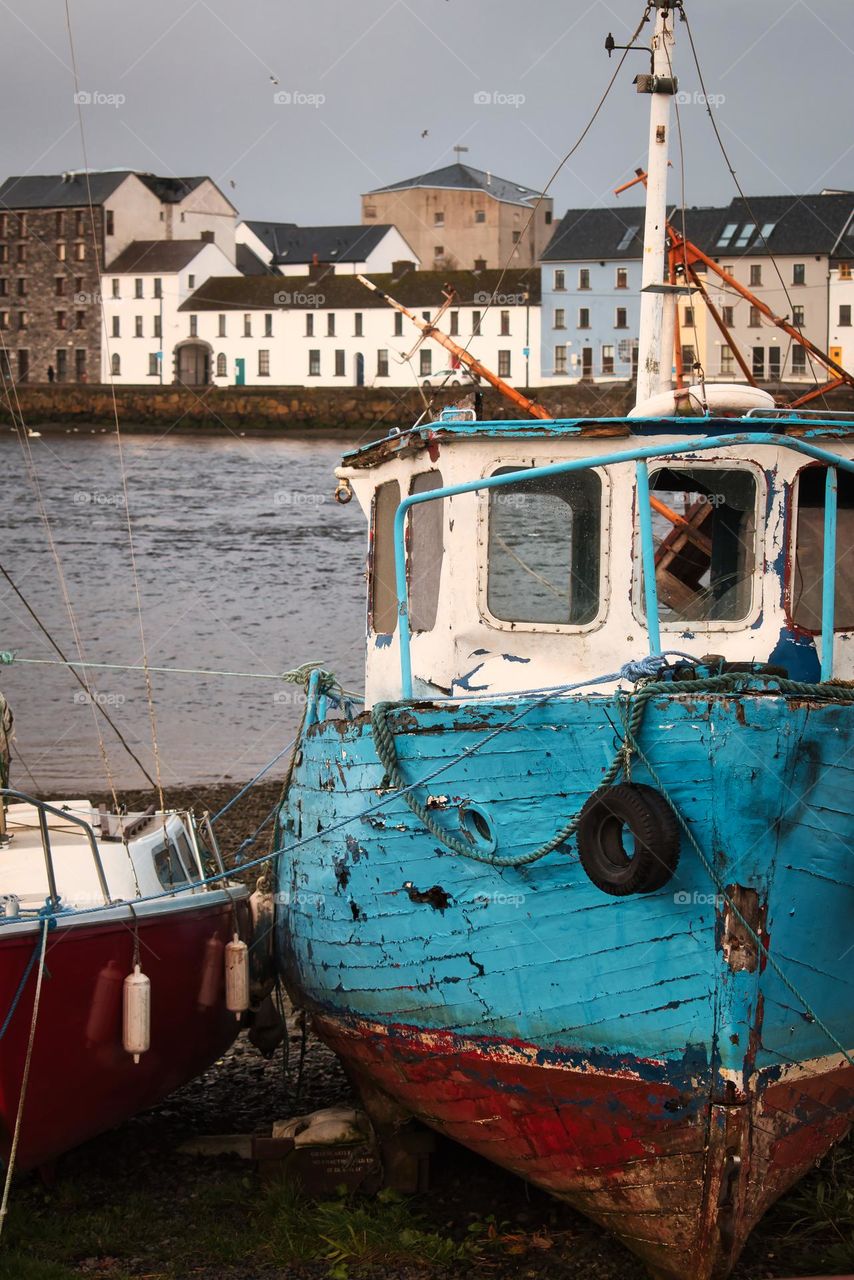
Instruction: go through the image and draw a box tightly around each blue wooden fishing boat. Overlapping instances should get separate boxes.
[274,4,854,1275]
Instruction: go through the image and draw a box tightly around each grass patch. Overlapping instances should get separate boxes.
[0,1161,258,1279]
[0,1258,81,1280]
[262,1181,490,1273]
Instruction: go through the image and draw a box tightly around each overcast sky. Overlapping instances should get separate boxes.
[2,0,851,225]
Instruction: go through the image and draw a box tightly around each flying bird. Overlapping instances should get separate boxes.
[421,129,429,138]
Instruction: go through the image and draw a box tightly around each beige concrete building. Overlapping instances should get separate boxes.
[362,163,553,271]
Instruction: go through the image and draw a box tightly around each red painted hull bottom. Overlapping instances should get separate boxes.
[0,900,244,1172]
[313,1012,854,1280]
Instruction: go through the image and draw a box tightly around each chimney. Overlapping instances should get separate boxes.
[391,259,416,278]
[308,259,328,280]
[201,230,214,243]
[473,258,487,272]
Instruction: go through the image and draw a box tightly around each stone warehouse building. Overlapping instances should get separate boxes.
[362,163,553,271]
[0,170,237,384]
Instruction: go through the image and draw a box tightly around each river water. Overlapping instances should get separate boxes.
[1,430,366,792]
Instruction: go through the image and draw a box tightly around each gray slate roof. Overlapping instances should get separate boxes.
[180,266,540,311]
[0,171,132,209]
[366,163,543,206]
[243,221,396,265]
[711,194,854,258]
[541,206,647,261]
[107,240,210,273]
[236,242,276,276]
[0,170,234,212]
[543,194,854,262]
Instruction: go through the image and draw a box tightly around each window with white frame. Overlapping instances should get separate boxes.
[487,466,602,625]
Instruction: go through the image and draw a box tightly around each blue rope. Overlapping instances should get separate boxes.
[232,806,277,864]
[0,919,50,1042]
[209,737,296,825]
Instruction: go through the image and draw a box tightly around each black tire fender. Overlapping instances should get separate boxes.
[576,782,680,896]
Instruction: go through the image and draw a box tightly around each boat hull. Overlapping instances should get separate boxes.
[275,688,854,1277]
[0,892,247,1171]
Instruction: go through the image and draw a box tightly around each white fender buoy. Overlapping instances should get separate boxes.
[225,933,249,1017]
[123,963,150,1063]
[197,934,225,1010]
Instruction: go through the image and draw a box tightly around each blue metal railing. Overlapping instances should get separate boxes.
[390,430,854,697]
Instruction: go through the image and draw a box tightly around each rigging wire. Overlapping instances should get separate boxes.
[0,562,157,787]
[63,0,166,812]
[359,1,655,434]
[680,6,827,404]
[0,341,131,810]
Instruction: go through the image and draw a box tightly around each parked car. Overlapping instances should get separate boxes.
[421,367,481,389]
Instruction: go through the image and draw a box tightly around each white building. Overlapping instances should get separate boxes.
[168,266,540,388]
[236,221,419,276]
[101,238,239,384]
[828,259,854,373]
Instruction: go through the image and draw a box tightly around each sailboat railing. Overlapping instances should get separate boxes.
[0,788,111,909]
[391,429,854,697]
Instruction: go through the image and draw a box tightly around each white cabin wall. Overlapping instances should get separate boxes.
[347,436,854,706]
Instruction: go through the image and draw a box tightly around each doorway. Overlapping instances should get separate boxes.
[175,342,211,386]
[354,352,365,387]
[581,347,593,378]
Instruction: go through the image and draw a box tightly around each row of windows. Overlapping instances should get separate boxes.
[553,344,631,376]
[111,315,161,338]
[172,308,515,339]
[551,301,850,336]
[0,310,92,331]
[549,342,812,378]
[109,277,169,299]
[0,349,87,382]
[0,210,112,238]
[553,306,629,330]
[0,276,87,299]
[553,268,631,291]
[551,262,850,293]
[371,463,853,636]
[0,242,89,264]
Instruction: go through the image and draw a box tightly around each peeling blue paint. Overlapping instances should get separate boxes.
[769,627,821,680]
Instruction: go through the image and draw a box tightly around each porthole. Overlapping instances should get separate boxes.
[459,801,497,854]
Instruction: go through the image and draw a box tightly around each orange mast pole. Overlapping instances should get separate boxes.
[357,275,550,421]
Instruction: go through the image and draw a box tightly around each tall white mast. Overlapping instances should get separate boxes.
[635,1,678,406]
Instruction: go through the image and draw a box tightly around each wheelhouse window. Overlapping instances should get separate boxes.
[486,467,602,626]
[371,479,401,634]
[792,466,854,631]
[153,833,195,889]
[639,467,757,623]
[408,471,444,632]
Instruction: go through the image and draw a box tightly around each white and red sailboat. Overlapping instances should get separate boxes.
[0,781,250,1173]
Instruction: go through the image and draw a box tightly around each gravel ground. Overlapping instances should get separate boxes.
[24,778,844,1280]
